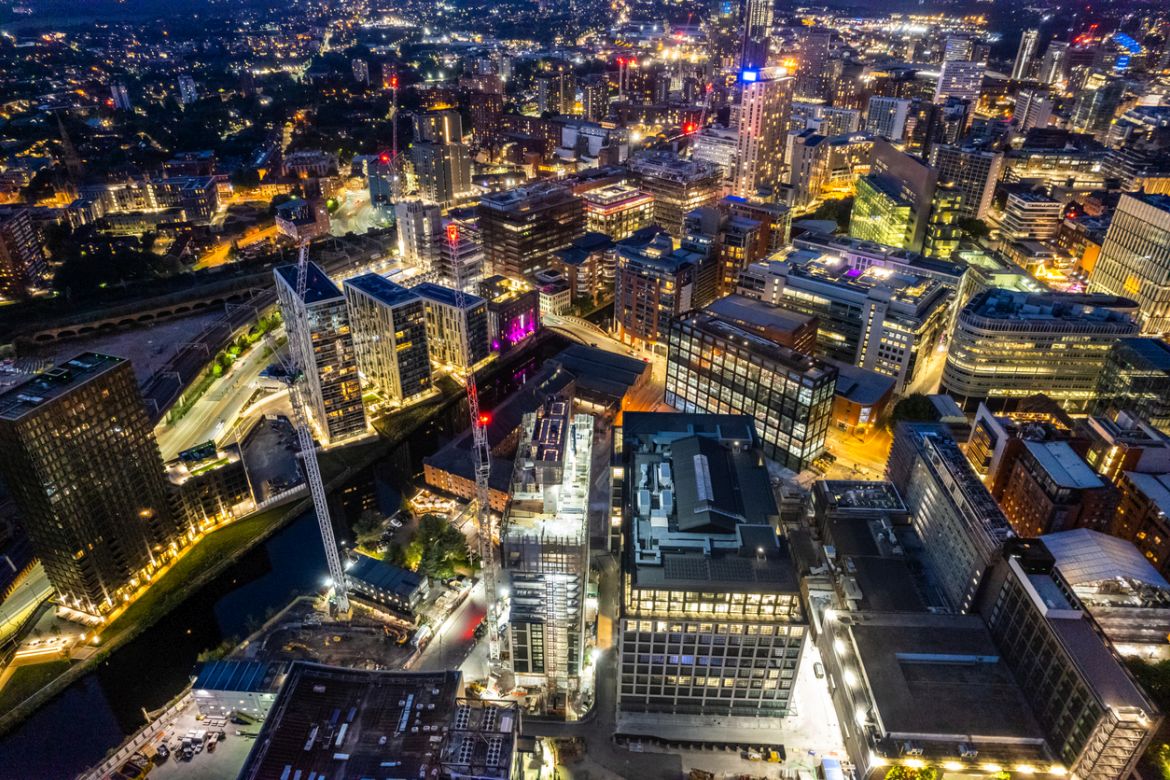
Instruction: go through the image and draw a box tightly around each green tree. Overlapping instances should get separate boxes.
[957,217,990,239]
[353,509,385,545]
[887,394,939,429]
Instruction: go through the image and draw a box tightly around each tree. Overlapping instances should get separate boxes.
[811,197,854,232]
[957,217,990,239]
[353,509,385,545]
[887,394,938,429]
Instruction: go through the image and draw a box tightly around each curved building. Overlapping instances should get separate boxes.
[942,289,1138,413]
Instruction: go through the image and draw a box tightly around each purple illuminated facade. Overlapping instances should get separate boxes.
[481,276,541,354]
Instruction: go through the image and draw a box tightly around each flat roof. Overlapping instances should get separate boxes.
[705,294,816,336]
[1117,337,1170,370]
[275,262,343,305]
[1044,527,1170,591]
[817,481,906,512]
[346,553,425,598]
[343,273,420,308]
[413,281,485,309]
[850,612,1047,741]
[832,362,897,406]
[678,313,834,381]
[239,664,466,780]
[194,660,284,694]
[1023,440,1104,490]
[0,353,127,421]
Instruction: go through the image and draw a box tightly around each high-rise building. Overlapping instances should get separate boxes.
[737,247,953,393]
[581,75,609,122]
[1038,41,1069,85]
[1089,194,1170,335]
[274,262,368,443]
[980,540,1160,778]
[942,34,975,63]
[503,396,592,713]
[666,309,835,469]
[865,96,912,141]
[437,216,484,293]
[628,152,722,236]
[352,58,369,84]
[794,28,831,100]
[849,138,938,251]
[887,423,1014,612]
[395,200,443,271]
[733,67,794,199]
[412,282,489,371]
[614,231,700,350]
[741,0,774,68]
[409,141,471,208]
[1013,89,1052,132]
[413,110,463,144]
[477,183,585,281]
[1095,337,1170,434]
[1011,29,1040,81]
[934,60,984,104]
[614,413,806,723]
[342,274,432,405]
[535,64,575,115]
[928,144,1003,220]
[177,73,198,105]
[691,126,740,185]
[0,208,47,297]
[580,183,654,240]
[1001,191,1063,241]
[941,289,1140,413]
[0,354,182,617]
[1070,71,1125,137]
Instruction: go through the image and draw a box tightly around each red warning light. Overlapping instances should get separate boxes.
[379,151,391,164]
[447,223,460,244]
[478,412,491,427]
[683,122,697,134]
[389,75,399,90]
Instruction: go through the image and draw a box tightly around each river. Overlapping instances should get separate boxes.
[0,335,566,780]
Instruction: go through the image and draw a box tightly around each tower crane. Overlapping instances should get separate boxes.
[447,224,502,663]
[275,241,351,614]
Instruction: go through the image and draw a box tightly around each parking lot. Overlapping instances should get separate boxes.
[138,699,258,780]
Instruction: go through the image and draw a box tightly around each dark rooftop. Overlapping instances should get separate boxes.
[346,554,425,598]
[193,660,285,694]
[275,261,343,305]
[0,353,128,421]
[343,273,420,308]
[413,281,485,309]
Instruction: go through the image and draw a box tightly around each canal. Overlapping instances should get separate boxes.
[0,335,568,779]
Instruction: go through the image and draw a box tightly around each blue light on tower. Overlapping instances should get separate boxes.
[741,69,759,82]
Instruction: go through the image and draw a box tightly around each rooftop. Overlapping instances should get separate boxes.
[847,612,1047,743]
[705,294,816,337]
[621,413,798,594]
[832,362,897,406]
[346,554,426,599]
[413,282,485,309]
[343,273,420,308]
[275,262,343,305]
[1023,440,1104,490]
[193,660,285,694]
[1043,528,1170,591]
[752,248,951,311]
[677,312,833,381]
[239,664,500,780]
[816,481,906,513]
[581,182,653,208]
[962,289,1139,326]
[0,353,127,421]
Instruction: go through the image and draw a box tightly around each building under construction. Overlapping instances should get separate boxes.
[502,395,593,716]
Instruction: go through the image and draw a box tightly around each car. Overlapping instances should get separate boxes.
[814,662,825,679]
[389,518,403,528]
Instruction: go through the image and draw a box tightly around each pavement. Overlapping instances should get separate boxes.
[0,564,51,646]
[110,697,257,780]
[414,579,490,680]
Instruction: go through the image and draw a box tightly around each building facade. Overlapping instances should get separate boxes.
[413,282,490,372]
[343,274,432,405]
[666,310,835,470]
[0,354,182,616]
[477,183,585,281]
[1089,193,1170,335]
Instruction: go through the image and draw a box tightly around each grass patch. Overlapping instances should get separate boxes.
[0,660,72,713]
[105,507,289,636]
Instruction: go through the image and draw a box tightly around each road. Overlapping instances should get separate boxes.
[0,565,52,646]
[823,425,893,481]
[154,334,282,460]
[414,580,488,677]
[194,224,280,270]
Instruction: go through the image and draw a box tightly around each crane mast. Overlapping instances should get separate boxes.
[447,225,501,663]
[286,241,350,613]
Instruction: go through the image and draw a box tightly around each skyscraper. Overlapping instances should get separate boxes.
[733,67,794,199]
[342,274,432,405]
[1070,71,1125,137]
[865,96,912,141]
[1013,88,1052,131]
[628,152,722,236]
[1089,193,1170,334]
[934,60,984,104]
[0,208,47,297]
[110,81,132,111]
[395,200,443,271]
[1011,29,1040,81]
[741,0,773,68]
[477,183,585,281]
[927,144,1004,220]
[438,216,485,293]
[413,110,463,144]
[0,354,182,617]
[849,138,938,251]
[794,28,831,100]
[274,262,368,443]
[409,141,471,208]
[1038,41,1069,85]
[177,73,198,105]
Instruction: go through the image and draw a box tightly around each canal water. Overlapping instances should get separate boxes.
[0,336,566,779]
